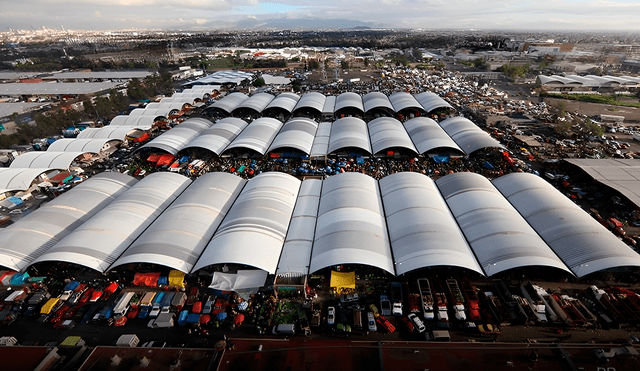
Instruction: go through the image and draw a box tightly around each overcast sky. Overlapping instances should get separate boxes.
[3,0,640,31]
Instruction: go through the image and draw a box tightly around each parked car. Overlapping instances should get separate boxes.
[408,313,426,333]
[367,312,377,332]
[327,306,335,326]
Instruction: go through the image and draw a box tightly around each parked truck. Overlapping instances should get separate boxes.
[390,282,404,316]
[417,278,435,321]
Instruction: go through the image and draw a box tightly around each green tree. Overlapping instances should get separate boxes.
[308,59,320,70]
[341,60,349,70]
[584,118,605,136]
[364,57,370,67]
[253,77,265,87]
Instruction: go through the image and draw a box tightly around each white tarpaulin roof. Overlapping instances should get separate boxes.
[493,172,640,277]
[10,151,86,169]
[210,270,268,291]
[268,117,319,154]
[380,172,483,275]
[436,172,571,276]
[193,172,301,274]
[414,91,453,112]
[225,117,283,154]
[0,168,51,195]
[403,117,464,154]
[183,117,249,155]
[309,121,331,158]
[439,116,503,154]
[367,117,418,154]
[141,118,214,155]
[47,138,121,153]
[328,117,371,154]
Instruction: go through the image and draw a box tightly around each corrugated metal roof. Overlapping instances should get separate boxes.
[363,92,394,113]
[10,151,85,169]
[47,138,121,153]
[232,93,274,113]
[414,92,453,112]
[493,172,640,277]
[0,168,51,195]
[334,92,364,113]
[0,82,119,95]
[310,172,394,274]
[207,92,249,113]
[327,117,371,154]
[111,172,246,273]
[0,172,137,271]
[183,117,249,155]
[403,117,464,154]
[277,179,322,277]
[225,117,283,154]
[439,116,503,154]
[192,172,301,274]
[293,92,326,113]
[267,117,319,154]
[367,117,417,154]
[141,118,214,155]
[436,172,571,276]
[30,172,191,272]
[380,172,483,276]
[310,121,331,158]
[389,92,424,112]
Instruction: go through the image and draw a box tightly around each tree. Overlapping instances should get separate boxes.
[340,60,349,70]
[584,118,605,136]
[364,57,370,67]
[308,59,320,70]
[253,77,265,87]
[413,49,423,61]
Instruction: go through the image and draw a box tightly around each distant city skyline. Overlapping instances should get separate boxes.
[2,0,640,31]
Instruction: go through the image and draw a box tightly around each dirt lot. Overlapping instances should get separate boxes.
[542,96,640,125]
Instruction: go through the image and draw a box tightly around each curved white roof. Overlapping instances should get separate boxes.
[0,172,137,271]
[264,92,300,113]
[389,92,423,112]
[193,172,301,274]
[310,121,331,158]
[367,117,417,154]
[439,116,503,154]
[232,93,274,113]
[183,117,249,155]
[142,118,214,155]
[537,75,582,85]
[380,172,483,275]
[493,173,640,277]
[10,151,85,169]
[31,172,191,272]
[363,92,394,113]
[0,168,51,195]
[208,92,249,113]
[277,179,322,277]
[403,117,463,154]
[268,118,319,154]
[328,117,371,154]
[108,115,155,130]
[293,92,326,113]
[310,172,394,274]
[110,172,246,273]
[436,172,571,276]
[414,92,453,112]
[334,92,364,113]
[77,127,140,140]
[225,117,283,154]
[47,138,121,153]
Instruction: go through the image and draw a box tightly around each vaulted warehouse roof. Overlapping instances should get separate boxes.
[493,172,640,277]
[264,92,300,113]
[110,172,246,273]
[389,92,424,113]
[268,118,319,154]
[327,117,371,154]
[436,172,571,276]
[0,168,51,195]
[107,115,155,130]
[414,92,453,112]
[310,172,394,275]
[403,117,464,154]
[277,179,322,277]
[47,138,121,153]
[334,92,364,114]
[183,117,249,155]
[292,92,326,114]
[142,118,215,155]
[0,172,137,271]
[192,172,301,274]
[10,151,86,169]
[438,116,503,154]
[380,172,483,276]
[224,117,283,154]
[367,117,417,154]
[30,172,191,272]
[207,92,249,113]
[362,92,394,113]
[77,127,140,140]
[231,93,274,114]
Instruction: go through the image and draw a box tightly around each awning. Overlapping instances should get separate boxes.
[209,270,268,291]
[329,271,356,289]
